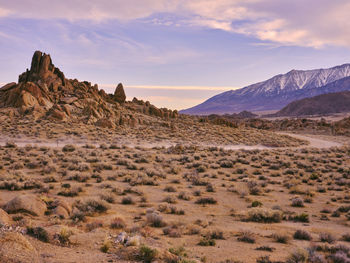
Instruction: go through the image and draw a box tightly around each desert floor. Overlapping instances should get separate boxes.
[1,124,350,263]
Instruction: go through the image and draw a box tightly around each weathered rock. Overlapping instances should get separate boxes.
[4,194,47,216]
[0,82,16,92]
[0,232,39,263]
[0,208,11,225]
[114,83,126,103]
[47,105,67,121]
[95,118,115,128]
[59,96,78,104]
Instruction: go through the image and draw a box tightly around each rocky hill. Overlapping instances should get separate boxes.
[180,64,350,115]
[0,51,178,128]
[272,91,350,117]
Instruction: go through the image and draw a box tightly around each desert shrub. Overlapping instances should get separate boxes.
[86,220,103,231]
[256,246,275,252]
[246,208,282,223]
[178,191,191,201]
[247,181,261,195]
[237,231,255,243]
[163,225,182,238]
[286,249,308,263]
[252,201,263,207]
[110,217,126,229]
[272,233,289,243]
[163,195,177,204]
[256,256,272,263]
[74,199,109,215]
[26,226,49,242]
[100,194,115,204]
[195,197,217,205]
[293,230,312,240]
[146,212,166,227]
[100,238,112,253]
[70,210,86,222]
[291,197,304,207]
[55,227,73,246]
[164,186,177,192]
[62,144,76,152]
[58,187,81,197]
[342,233,350,242]
[319,232,336,244]
[138,245,158,263]
[121,196,135,205]
[206,183,215,192]
[207,229,225,240]
[291,213,309,223]
[198,237,216,246]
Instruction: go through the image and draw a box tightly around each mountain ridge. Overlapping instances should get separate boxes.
[180,63,350,115]
[272,90,350,117]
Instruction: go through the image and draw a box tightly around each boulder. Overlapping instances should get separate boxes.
[4,194,47,216]
[0,208,12,225]
[0,232,39,263]
[113,83,126,103]
[95,118,115,128]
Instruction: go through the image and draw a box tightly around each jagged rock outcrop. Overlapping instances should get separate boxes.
[0,51,178,127]
[114,83,126,103]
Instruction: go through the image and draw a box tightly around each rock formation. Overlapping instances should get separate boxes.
[113,83,126,103]
[0,51,178,127]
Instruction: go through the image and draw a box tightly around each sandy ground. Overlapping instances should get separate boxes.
[0,132,346,150]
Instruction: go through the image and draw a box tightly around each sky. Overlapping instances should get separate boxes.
[1,0,350,110]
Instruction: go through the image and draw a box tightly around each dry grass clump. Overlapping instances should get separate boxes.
[73,199,109,216]
[237,231,255,243]
[246,208,282,223]
[293,230,312,240]
[146,212,166,227]
[195,197,217,205]
[110,217,126,229]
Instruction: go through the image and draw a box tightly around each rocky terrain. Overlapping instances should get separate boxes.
[180,64,350,115]
[0,51,178,128]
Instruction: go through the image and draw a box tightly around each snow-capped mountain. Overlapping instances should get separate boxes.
[180,64,350,115]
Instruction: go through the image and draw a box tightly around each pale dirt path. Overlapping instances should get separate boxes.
[277,132,343,148]
[0,132,346,150]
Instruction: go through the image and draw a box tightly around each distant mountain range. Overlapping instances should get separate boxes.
[272,90,350,117]
[180,64,350,115]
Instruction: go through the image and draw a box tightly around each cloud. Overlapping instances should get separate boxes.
[1,0,350,48]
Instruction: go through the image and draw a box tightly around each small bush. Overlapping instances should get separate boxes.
[138,245,158,263]
[198,237,216,246]
[62,144,76,152]
[291,213,309,223]
[121,196,135,205]
[237,231,255,243]
[291,197,304,207]
[86,220,103,231]
[26,226,49,242]
[56,227,72,246]
[195,197,217,205]
[272,233,289,243]
[110,217,126,229]
[319,232,336,244]
[293,230,312,241]
[246,208,282,223]
[286,249,308,263]
[100,238,112,253]
[146,212,166,227]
